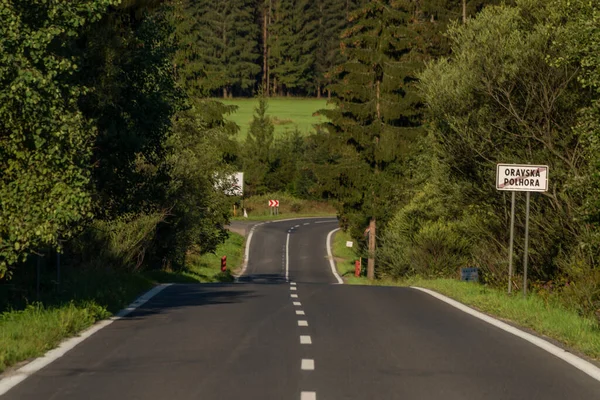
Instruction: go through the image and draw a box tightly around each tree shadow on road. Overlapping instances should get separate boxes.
[122,283,258,319]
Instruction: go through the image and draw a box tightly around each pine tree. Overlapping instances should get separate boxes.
[267,0,320,96]
[173,0,260,97]
[319,0,423,277]
[314,0,363,98]
[243,97,275,194]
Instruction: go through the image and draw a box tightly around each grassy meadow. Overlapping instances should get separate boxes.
[220,97,332,140]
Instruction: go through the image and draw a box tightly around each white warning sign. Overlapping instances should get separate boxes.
[496,164,548,192]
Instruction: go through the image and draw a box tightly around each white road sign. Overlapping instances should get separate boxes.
[496,164,548,192]
[219,172,243,196]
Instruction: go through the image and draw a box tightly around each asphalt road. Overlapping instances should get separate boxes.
[3,217,600,399]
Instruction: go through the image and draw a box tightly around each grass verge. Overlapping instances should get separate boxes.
[0,271,153,374]
[331,229,600,360]
[234,193,337,220]
[0,232,246,374]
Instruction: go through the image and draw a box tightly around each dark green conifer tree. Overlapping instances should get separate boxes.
[173,0,260,97]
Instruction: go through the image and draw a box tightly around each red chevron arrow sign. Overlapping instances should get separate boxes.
[268,200,279,207]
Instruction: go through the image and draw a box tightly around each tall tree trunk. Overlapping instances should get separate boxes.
[367,217,376,280]
[317,84,321,99]
[223,87,228,99]
[262,1,268,94]
[462,0,467,24]
[376,80,381,120]
[327,88,331,100]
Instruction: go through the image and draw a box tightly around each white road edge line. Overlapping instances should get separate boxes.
[301,359,315,370]
[0,284,172,396]
[412,287,600,383]
[301,391,317,400]
[285,232,290,282]
[326,228,344,284]
[235,222,265,281]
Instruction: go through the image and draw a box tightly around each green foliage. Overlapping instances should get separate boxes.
[419,0,593,285]
[0,0,118,278]
[268,0,320,95]
[173,0,261,97]
[317,0,423,239]
[78,4,185,219]
[69,212,167,272]
[154,99,234,268]
[242,97,275,195]
[241,192,336,218]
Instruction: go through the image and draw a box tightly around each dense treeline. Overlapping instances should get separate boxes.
[236,0,600,316]
[302,0,600,315]
[174,0,362,97]
[2,0,599,319]
[0,0,236,291]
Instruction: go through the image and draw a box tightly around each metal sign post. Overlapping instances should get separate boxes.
[496,164,548,296]
[523,191,531,297]
[268,200,279,216]
[508,191,516,294]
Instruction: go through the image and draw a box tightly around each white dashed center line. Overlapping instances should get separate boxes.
[293,301,301,306]
[290,282,296,285]
[298,320,308,327]
[291,294,298,298]
[290,286,297,291]
[301,391,316,400]
[300,335,312,344]
[301,359,315,370]
[296,310,305,315]
[303,223,310,225]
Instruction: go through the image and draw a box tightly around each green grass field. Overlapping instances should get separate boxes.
[220,98,331,141]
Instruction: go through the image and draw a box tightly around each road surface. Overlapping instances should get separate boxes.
[3,217,600,399]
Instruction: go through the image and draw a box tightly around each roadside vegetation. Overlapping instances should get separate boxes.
[237,193,336,221]
[2,0,600,379]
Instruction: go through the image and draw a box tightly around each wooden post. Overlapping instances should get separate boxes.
[462,0,467,24]
[367,217,376,280]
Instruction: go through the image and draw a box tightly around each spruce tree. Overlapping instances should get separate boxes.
[243,97,275,195]
[319,0,422,277]
[173,0,260,97]
[315,0,363,98]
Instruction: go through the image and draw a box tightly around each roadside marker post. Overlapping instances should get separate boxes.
[221,256,227,272]
[496,164,548,296]
[268,199,279,216]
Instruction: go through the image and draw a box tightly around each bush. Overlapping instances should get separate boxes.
[68,212,167,272]
[378,176,503,281]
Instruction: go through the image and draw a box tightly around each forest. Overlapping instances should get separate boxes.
[1,0,600,322]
